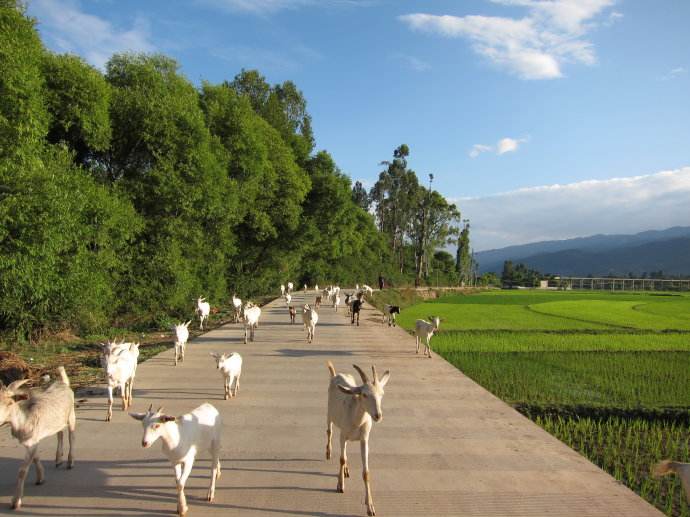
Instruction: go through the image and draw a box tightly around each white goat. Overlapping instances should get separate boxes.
[130,404,221,516]
[326,363,390,517]
[303,283,308,293]
[280,284,285,296]
[362,284,374,296]
[173,321,191,366]
[302,304,319,343]
[654,460,690,502]
[0,367,75,510]
[231,294,242,323]
[210,352,242,400]
[415,316,441,358]
[334,293,341,312]
[287,281,294,293]
[243,304,261,343]
[285,293,292,306]
[196,297,210,330]
[103,342,140,421]
[315,284,319,292]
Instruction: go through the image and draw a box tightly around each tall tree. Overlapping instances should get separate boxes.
[351,180,370,211]
[42,53,111,166]
[456,221,472,285]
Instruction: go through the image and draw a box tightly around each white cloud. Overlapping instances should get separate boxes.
[29,0,155,70]
[660,66,687,81]
[459,167,690,250]
[196,0,372,15]
[469,144,493,158]
[469,136,528,157]
[497,137,525,154]
[399,0,615,79]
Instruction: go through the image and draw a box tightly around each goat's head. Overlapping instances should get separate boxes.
[0,379,31,424]
[129,404,175,448]
[210,352,231,369]
[337,364,390,423]
[428,316,441,330]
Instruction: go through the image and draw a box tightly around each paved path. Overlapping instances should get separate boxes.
[0,293,661,516]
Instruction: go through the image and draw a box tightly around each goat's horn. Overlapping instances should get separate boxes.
[147,404,153,413]
[352,364,368,384]
[371,365,378,383]
[157,406,164,414]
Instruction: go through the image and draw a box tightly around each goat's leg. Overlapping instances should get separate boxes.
[174,343,179,366]
[426,338,432,358]
[234,374,240,396]
[416,336,420,354]
[176,459,194,516]
[326,421,333,460]
[231,375,238,397]
[106,385,113,421]
[33,453,45,485]
[361,439,375,516]
[12,446,37,509]
[244,326,248,344]
[224,377,230,400]
[337,436,348,493]
[55,430,64,467]
[207,442,221,502]
[67,407,76,469]
[120,383,127,410]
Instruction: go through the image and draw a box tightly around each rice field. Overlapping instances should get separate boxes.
[390,289,690,516]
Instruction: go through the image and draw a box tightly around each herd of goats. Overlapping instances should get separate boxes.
[1,283,688,515]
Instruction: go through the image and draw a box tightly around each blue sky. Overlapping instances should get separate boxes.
[27,0,690,250]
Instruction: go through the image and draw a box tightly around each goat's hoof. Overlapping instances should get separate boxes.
[67,461,74,470]
[35,479,44,485]
[367,506,376,516]
[10,498,21,510]
[206,492,214,502]
[326,452,331,460]
[336,485,344,493]
[55,461,63,468]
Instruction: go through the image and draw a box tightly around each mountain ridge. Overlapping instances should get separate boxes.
[477,227,690,276]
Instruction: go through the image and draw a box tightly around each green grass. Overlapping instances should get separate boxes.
[443,350,690,409]
[537,414,690,517]
[528,300,690,330]
[433,331,690,353]
[397,303,615,330]
[388,287,690,516]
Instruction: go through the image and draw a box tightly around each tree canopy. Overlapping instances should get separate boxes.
[0,1,465,340]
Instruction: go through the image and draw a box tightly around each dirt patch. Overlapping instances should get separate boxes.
[0,351,32,385]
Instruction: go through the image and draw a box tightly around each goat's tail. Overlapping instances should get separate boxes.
[653,460,679,478]
[57,366,70,387]
[327,361,336,378]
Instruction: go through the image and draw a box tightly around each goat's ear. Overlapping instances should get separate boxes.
[160,415,176,423]
[12,393,29,402]
[378,371,390,387]
[185,320,191,327]
[337,384,360,396]
[129,412,147,421]
[210,352,219,359]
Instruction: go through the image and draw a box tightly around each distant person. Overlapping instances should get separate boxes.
[378,274,385,290]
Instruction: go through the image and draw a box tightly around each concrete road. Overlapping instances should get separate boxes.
[0,293,661,516]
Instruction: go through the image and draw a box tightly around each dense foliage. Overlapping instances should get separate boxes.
[1,2,463,340]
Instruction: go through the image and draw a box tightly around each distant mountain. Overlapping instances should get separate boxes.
[477,227,690,276]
